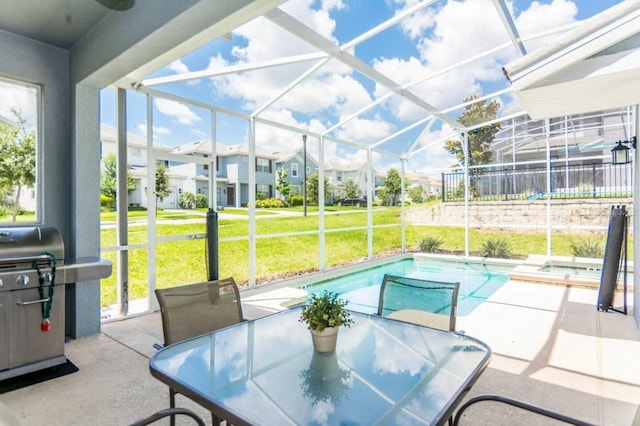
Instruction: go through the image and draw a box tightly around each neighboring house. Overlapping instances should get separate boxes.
[273,149,320,200]
[325,161,384,201]
[170,140,278,207]
[404,173,441,198]
[100,124,178,209]
[101,125,278,208]
[100,123,173,168]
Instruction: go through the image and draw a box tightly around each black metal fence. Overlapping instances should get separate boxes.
[442,161,633,202]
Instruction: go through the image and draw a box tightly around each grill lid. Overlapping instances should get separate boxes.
[0,227,64,268]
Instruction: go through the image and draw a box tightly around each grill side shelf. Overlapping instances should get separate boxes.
[61,257,112,283]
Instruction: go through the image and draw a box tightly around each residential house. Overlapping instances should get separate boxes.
[100,124,178,209]
[325,160,384,201]
[170,140,278,207]
[404,173,441,199]
[273,149,319,200]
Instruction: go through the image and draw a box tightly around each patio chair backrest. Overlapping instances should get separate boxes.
[155,277,244,346]
[377,273,460,331]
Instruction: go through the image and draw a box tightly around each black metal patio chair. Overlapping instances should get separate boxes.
[130,407,206,426]
[452,394,596,426]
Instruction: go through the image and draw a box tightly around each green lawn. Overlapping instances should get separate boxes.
[97,205,622,307]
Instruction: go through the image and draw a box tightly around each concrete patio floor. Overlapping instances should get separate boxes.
[1,280,639,425]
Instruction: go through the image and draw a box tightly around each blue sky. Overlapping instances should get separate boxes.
[99,0,624,174]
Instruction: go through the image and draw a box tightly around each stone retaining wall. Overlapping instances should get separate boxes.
[406,198,633,232]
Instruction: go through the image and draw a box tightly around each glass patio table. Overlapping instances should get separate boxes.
[149,306,491,426]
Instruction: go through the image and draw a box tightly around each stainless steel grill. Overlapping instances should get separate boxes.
[0,226,111,381]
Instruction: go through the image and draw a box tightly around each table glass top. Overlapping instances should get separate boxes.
[150,307,490,425]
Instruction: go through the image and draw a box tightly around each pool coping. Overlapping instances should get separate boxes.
[509,254,635,291]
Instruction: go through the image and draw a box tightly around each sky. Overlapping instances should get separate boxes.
[80,1,631,174]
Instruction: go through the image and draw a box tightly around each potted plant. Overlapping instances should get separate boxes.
[299,291,354,352]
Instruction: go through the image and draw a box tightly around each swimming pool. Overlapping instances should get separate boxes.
[298,257,511,316]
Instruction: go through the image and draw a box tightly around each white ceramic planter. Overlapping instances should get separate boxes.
[310,326,339,352]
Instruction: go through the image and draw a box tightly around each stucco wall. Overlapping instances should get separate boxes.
[407,198,634,231]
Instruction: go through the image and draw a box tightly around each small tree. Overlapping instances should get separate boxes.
[0,109,36,221]
[306,172,332,204]
[408,185,424,203]
[383,168,404,206]
[155,162,172,204]
[444,95,501,168]
[444,95,501,196]
[100,153,136,206]
[344,178,361,198]
[275,167,291,205]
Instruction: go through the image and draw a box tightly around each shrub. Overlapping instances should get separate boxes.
[571,238,604,258]
[179,191,196,209]
[418,235,444,253]
[100,194,114,210]
[289,195,303,206]
[480,237,513,258]
[195,193,208,208]
[256,198,284,208]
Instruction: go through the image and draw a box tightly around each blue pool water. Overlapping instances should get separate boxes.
[299,258,510,316]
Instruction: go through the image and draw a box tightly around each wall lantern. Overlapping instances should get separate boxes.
[611,136,636,165]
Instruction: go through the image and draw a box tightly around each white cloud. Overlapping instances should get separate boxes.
[371,0,579,128]
[168,59,190,74]
[135,123,171,140]
[334,115,395,144]
[154,98,202,125]
[0,80,37,128]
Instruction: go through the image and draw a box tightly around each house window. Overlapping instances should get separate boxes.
[256,157,270,173]
[257,184,270,198]
[203,154,208,170]
[0,77,39,224]
[291,163,298,177]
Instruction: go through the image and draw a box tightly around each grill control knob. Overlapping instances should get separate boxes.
[42,272,53,282]
[0,278,3,288]
[16,275,30,286]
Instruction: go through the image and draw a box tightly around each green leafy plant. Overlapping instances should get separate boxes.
[179,191,197,209]
[571,238,604,258]
[480,237,513,258]
[299,291,354,332]
[418,235,444,253]
[256,198,284,208]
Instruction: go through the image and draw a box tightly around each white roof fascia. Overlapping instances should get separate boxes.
[504,0,640,89]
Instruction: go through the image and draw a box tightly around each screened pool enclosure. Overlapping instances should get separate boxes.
[97,0,639,322]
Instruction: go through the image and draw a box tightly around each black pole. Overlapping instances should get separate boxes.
[206,208,219,281]
[302,134,307,217]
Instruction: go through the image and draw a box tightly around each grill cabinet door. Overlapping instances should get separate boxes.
[9,286,65,368]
